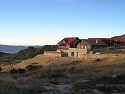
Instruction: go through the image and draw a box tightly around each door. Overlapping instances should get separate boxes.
[77,52,78,57]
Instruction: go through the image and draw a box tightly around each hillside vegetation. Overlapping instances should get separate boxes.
[0,52,10,56]
[112,34,125,39]
[0,45,58,63]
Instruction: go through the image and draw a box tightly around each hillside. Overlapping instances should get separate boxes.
[0,45,58,63]
[0,54,125,94]
[112,34,125,39]
[12,45,58,60]
[0,52,10,56]
[12,46,43,60]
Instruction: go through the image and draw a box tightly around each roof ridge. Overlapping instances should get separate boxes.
[64,37,78,38]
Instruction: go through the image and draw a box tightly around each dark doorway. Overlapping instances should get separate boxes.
[77,52,78,57]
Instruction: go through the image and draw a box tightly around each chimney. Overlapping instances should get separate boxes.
[96,39,98,44]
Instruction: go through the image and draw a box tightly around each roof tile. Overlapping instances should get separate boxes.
[57,37,78,45]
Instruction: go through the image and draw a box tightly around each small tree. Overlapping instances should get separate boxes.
[26,65,39,71]
[71,66,75,71]
[9,68,18,74]
[17,69,25,74]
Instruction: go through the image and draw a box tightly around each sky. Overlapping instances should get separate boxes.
[0,0,125,45]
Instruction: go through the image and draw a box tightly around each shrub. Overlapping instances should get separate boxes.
[17,69,25,74]
[26,65,40,71]
[32,62,38,65]
[9,68,18,74]
[50,70,65,78]
[70,66,75,71]
[9,68,25,74]
[42,69,65,79]
[96,59,101,61]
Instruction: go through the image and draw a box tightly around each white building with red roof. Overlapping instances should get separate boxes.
[44,37,108,58]
[57,37,79,49]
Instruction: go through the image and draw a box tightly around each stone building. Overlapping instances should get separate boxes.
[44,37,107,58]
[57,37,107,58]
[57,37,79,49]
[76,39,107,52]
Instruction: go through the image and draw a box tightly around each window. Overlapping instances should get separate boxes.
[71,52,74,56]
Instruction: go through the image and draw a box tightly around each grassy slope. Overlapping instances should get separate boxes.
[0,54,125,93]
[1,54,125,78]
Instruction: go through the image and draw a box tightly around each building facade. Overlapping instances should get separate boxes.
[57,37,79,49]
[57,37,107,58]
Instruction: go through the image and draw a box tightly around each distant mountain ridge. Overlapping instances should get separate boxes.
[0,44,27,53]
[0,45,58,63]
[0,44,43,54]
[112,34,125,39]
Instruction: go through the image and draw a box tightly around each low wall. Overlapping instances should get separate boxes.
[93,48,106,52]
[79,54,118,59]
[44,51,68,57]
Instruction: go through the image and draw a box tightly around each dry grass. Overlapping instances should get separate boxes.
[0,54,125,89]
[0,74,17,86]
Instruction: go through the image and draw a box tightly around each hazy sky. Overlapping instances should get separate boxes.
[0,0,125,45]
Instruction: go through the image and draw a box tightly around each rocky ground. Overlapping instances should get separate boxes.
[0,77,125,94]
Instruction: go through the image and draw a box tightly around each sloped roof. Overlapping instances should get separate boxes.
[57,37,78,45]
[82,39,107,46]
[88,38,125,43]
[121,39,125,43]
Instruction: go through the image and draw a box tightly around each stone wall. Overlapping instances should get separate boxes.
[79,54,118,59]
[44,51,68,58]
[92,48,106,52]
